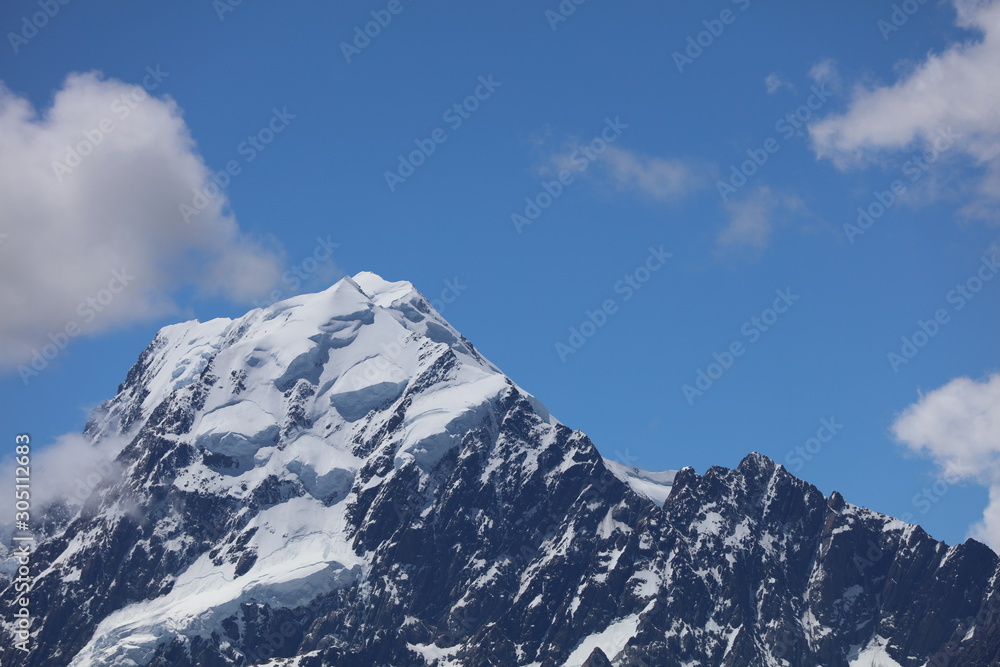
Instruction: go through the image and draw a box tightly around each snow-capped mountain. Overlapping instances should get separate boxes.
[2,272,999,666]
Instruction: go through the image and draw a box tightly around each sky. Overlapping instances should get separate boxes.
[0,0,998,550]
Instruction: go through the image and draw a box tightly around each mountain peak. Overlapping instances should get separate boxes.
[351,270,417,307]
[7,273,1000,667]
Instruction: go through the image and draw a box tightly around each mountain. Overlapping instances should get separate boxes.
[2,271,998,666]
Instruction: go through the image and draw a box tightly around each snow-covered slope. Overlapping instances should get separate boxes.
[2,272,999,667]
[67,272,551,663]
[603,459,675,507]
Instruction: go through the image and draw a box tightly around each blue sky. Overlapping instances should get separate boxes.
[1,0,998,548]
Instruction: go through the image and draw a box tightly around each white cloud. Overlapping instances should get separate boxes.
[545,142,702,203]
[764,73,792,95]
[892,373,1000,550]
[809,1,1000,215]
[973,486,1000,547]
[808,58,842,94]
[0,432,128,524]
[717,187,807,251]
[600,145,700,202]
[0,72,284,372]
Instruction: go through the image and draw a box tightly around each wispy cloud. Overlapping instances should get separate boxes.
[534,124,711,202]
[0,432,128,522]
[542,136,705,204]
[807,58,843,94]
[717,187,808,252]
[600,145,701,202]
[764,72,793,95]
